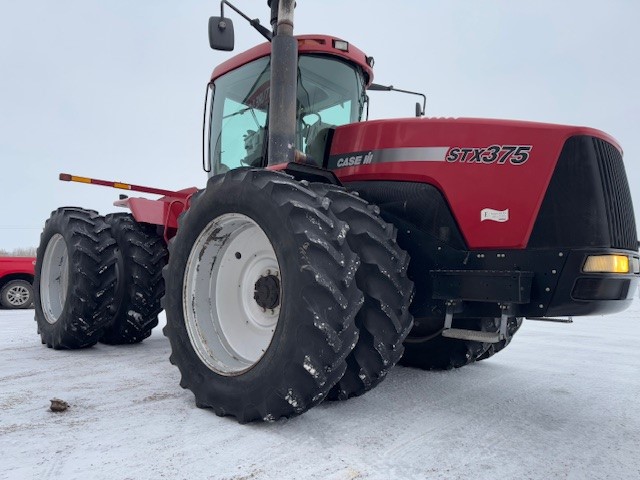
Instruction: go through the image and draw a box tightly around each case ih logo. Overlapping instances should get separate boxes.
[335,152,374,168]
[446,145,532,165]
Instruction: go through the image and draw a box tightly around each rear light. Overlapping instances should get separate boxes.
[583,255,630,273]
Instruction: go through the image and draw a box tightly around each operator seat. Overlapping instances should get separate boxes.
[305,121,333,166]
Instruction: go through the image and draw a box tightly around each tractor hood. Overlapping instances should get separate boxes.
[328,117,624,249]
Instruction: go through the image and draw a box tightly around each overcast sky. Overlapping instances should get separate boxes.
[1,0,639,250]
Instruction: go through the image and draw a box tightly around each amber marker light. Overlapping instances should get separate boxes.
[583,255,630,273]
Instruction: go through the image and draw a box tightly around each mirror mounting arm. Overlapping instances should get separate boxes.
[221,0,272,41]
[367,83,427,117]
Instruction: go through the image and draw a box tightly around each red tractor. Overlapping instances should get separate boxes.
[34,1,638,423]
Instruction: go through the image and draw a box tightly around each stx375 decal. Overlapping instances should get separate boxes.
[329,145,532,169]
[446,145,532,165]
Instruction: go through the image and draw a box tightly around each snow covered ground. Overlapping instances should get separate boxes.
[2,300,639,480]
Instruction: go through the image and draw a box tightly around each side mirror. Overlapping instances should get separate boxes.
[208,16,235,51]
[415,102,424,117]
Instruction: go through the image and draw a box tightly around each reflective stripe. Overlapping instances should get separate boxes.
[329,146,450,169]
[368,147,449,163]
[71,176,91,183]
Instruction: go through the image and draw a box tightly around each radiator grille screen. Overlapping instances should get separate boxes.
[593,138,637,250]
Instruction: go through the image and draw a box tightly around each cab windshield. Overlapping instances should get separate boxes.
[207,55,365,175]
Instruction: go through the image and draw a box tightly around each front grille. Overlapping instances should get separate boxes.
[593,138,637,250]
[529,135,637,250]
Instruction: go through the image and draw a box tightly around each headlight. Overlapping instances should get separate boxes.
[583,255,630,273]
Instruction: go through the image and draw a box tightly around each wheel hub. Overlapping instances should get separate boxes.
[254,272,280,311]
[183,213,282,376]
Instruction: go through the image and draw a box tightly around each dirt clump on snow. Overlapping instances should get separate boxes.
[49,398,69,412]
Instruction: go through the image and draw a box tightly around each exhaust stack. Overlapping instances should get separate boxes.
[267,0,298,166]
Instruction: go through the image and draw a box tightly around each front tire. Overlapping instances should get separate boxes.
[34,208,117,349]
[163,169,363,423]
[309,183,414,400]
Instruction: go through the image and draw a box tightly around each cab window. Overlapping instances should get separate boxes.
[208,54,365,175]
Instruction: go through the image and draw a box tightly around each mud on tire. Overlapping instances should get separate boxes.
[162,169,363,423]
[100,213,167,345]
[35,207,117,349]
[309,183,414,400]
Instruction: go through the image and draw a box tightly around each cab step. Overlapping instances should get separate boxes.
[441,328,502,343]
[440,301,510,344]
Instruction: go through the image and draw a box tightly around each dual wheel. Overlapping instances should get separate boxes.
[162,169,414,422]
[34,208,166,348]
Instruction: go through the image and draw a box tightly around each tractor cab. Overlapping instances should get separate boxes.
[204,36,373,176]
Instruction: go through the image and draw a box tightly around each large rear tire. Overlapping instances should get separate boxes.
[400,317,494,370]
[309,183,414,400]
[100,213,167,345]
[34,208,117,349]
[0,279,33,309]
[163,169,363,423]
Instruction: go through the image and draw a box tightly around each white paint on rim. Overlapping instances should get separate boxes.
[40,233,69,324]
[183,213,281,376]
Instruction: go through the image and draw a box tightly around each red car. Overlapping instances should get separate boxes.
[0,257,36,309]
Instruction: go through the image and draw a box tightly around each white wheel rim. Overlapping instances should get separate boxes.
[40,234,70,324]
[6,284,30,306]
[183,213,281,376]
